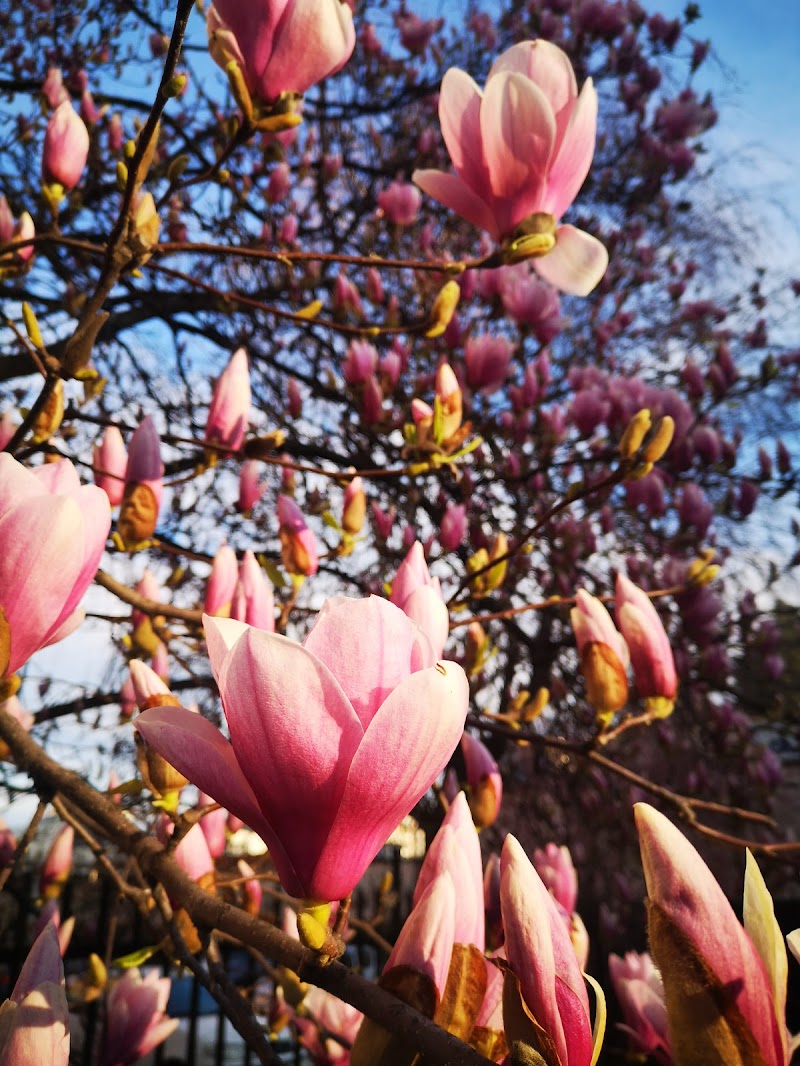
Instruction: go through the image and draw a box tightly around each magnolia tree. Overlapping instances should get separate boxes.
[1,0,799,1063]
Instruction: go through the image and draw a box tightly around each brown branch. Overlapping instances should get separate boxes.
[94,569,204,625]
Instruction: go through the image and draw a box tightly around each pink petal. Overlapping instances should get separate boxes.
[413,169,499,238]
[438,67,489,198]
[12,923,63,1001]
[303,596,434,728]
[222,628,363,895]
[313,661,468,901]
[41,609,85,650]
[211,0,284,87]
[44,484,110,638]
[414,799,485,950]
[402,586,449,660]
[480,71,555,204]
[31,459,82,495]
[544,80,598,220]
[203,614,249,697]
[259,0,355,98]
[488,40,577,118]
[134,705,269,842]
[0,496,85,674]
[501,835,593,1066]
[0,453,46,514]
[533,225,608,297]
[386,874,456,996]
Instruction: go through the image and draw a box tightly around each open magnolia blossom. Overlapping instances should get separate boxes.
[413,39,608,296]
[0,455,110,679]
[136,596,468,902]
[207,0,355,105]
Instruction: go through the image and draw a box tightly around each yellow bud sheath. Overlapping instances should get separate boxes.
[425,280,460,338]
[619,408,652,458]
[641,415,675,463]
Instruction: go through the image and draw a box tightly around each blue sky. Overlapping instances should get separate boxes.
[655,0,800,274]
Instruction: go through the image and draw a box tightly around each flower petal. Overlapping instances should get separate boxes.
[0,496,85,675]
[203,614,249,697]
[488,40,577,118]
[545,80,598,220]
[303,596,434,728]
[222,628,363,896]
[438,67,489,198]
[480,71,555,204]
[533,225,608,296]
[501,834,593,1066]
[134,706,269,841]
[313,661,468,901]
[413,169,499,238]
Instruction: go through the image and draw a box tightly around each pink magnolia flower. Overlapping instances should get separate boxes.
[205,348,251,451]
[501,834,595,1066]
[464,333,514,394]
[277,495,318,576]
[93,426,128,506]
[377,180,422,226]
[343,340,378,385]
[207,0,355,104]
[238,460,266,512]
[533,842,578,916]
[615,575,677,707]
[157,816,215,885]
[361,374,384,425]
[371,502,396,541]
[1,923,69,1066]
[413,791,484,950]
[136,597,469,901]
[296,985,363,1064]
[413,40,607,295]
[99,969,179,1066]
[42,102,90,190]
[439,502,467,552]
[198,792,228,859]
[204,544,239,617]
[390,541,449,658]
[231,550,275,631]
[635,803,788,1066]
[41,67,70,109]
[0,455,110,678]
[395,11,443,55]
[0,196,35,264]
[608,951,671,1062]
[460,731,502,829]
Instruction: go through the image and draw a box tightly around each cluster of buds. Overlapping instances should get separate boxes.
[406,364,470,458]
[619,407,676,479]
[571,575,677,725]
